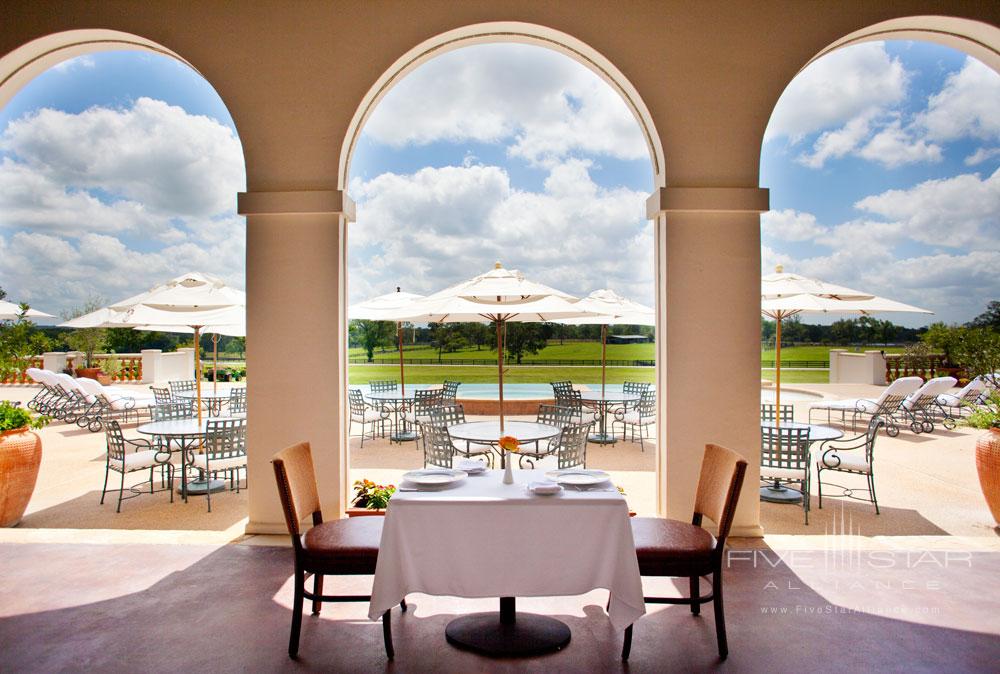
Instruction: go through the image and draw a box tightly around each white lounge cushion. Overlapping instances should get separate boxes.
[760,466,806,481]
[109,450,162,471]
[190,454,247,472]
[109,397,154,411]
[819,453,871,474]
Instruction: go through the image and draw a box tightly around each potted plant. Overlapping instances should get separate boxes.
[0,401,50,527]
[64,302,107,379]
[968,392,1000,526]
[98,355,122,385]
[346,479,395,516]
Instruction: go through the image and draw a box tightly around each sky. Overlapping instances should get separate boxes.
[0,42,997,327]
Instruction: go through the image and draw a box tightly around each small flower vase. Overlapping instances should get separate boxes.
[503,451,514,484]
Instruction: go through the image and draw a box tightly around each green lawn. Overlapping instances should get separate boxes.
[758,345,906,361]
[350,341,655,362]
[348,364,656,385]
[759,369,829,384]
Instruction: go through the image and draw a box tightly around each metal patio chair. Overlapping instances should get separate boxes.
[229,387,247,415]
[760,403,794,423]
[349,389,387,447]
[516,404,576,468]
[191,417,248,512]
[418,422,456,469]
[441,380,461,404]
[369,380,397,393]
[100,419,171,512]
[760,425,811,524]
[552,420,593,469]
[817,417,884,515]
[612,390,656,451]
[428,404,493,466]
[402,389,444,448]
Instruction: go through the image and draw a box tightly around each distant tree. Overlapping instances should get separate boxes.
[952,327,1000,378]
[429,324,468,362]
[349,320,394,362]
[461,323,491,351]
[921,322,964,363]
[0,286,7,301]
[0,305,50,380]
[969,301,1000,330]
[496,322,546,365]
[829,318,857,344]
[105,327,145,354]
[63,299,108,367]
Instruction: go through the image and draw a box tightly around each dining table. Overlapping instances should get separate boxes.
[173,389,232,417]
[368,467,644,657]
[136,415,245,498]
[579,391,640,444]
[365,389,425,443]
[448,420,560,468]
[759,420,843,503]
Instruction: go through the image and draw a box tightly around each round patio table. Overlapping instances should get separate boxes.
[759,421,843,503]
[449,421,560,468]
[579,391,640,444]
[136,416,245,497]
[174,389,232,417]
[366,390,421,442]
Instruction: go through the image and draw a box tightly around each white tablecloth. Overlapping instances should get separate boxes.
[368,469,645,630]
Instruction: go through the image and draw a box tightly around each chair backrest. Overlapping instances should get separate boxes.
[636,390,656,418]
[429,403,465,427]
[73,377,103,403]
[25,368,44,383]
[152,401,196,421]
[550,380,573,396]
[961,377,989,404]
[760,426,810,471]
[419,422,454,468]
[622,381,650,396]
[271,441,323,542]
[536,404,576,428]
[904,376,958,408]
[760,403,794,423]
[442,380,461,403]
[348,388,368,417]
[554,389,583,420]
[204,418,247,460]
[53,372,80,395]
[168,380,197,398]
[693,443,748,547]
[877,376,923,403]
[370,380,397,392]
[151,386,173,405]
[412,388,442,415]
[229,387,247,414]
[553,421,592,469]
[104,419,128,462]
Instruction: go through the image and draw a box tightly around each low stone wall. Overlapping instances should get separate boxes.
[459,397,553,416]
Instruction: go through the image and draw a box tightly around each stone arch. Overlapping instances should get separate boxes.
[337,21,666,191]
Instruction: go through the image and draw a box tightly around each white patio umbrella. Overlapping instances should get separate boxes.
[761,265,932,418]
[0,299,54,321]
[349,287,425,395]
[398,263,596,430]
[552,289,655,398]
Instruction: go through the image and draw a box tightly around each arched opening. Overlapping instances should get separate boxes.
[339,23,666,514]
[758,16,1000,534]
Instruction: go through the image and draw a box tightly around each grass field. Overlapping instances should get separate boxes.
[759,369,829,384]
[348,364,656,385]
[350,341,655,362]
[758,345,906,360]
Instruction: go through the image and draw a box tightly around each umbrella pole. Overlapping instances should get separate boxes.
[397,321,405,396]
[775,318,782,427]
[212,333,219,396]
[194,326,203,425]
[497,318,505,433]
[601,324,607,398]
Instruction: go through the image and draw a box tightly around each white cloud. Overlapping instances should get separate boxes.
[857,119,942,168]
[965,147,1000,166]
[760,209,826,241]
[796,111,877,169]
[361,44,648,166]
[918,57,1000,143]
[854,168,1000,249]
[348,160,652,305]
[765,42,908,143]
[51,56,95,72]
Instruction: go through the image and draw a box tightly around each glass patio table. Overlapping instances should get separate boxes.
[448,421,560,468]
[366,390,421,443]
[580,391,640,444]
[136,416,244,498]
[174,389,231,417]
[759,421,843,503]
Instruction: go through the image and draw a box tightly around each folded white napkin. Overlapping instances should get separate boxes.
[528,479,562,495]
[456,458,487,473]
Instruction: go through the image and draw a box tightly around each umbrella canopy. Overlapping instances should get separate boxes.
[553,289,655,397]
[760,265,932,417]
[399,263,597,430]
[0,299,54,321]
[349,288,426,395]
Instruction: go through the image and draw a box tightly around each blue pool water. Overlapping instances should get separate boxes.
[351,383,820,402]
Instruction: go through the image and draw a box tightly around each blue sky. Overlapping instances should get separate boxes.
[0,42,997,327]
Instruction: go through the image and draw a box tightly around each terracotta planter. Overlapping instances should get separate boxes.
[975,428,1000,525]
[345,507,386,517]
[0,428,42,527]
[75,367,102,380]
[96,374,113,386]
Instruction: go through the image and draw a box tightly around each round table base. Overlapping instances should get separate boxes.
[588,432,617,445]
[760,484,803,503]
[390,431,417,442]
[446,612,571,657]
[180,478,227,495]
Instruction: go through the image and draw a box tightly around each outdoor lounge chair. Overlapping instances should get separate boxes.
[49,373,93,423]
[760,425,811,524]
[271,441,399,661]
[29,370,72,417]
[808,376,922,437]
[25,368,57,412]
[76,377,155,431]
[936,377,988,420]
[624,443,748,661]
[817,417,884,514]
[899,376,957,434]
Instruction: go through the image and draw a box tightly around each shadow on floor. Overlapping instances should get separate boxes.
[760,493,951,536]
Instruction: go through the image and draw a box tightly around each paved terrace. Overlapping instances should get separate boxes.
[0,382,997,671]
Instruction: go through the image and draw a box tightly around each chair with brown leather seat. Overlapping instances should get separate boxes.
[623,443,748,661]
[271,441,404,660]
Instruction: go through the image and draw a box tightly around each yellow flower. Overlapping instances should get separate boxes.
[498,435,520,453]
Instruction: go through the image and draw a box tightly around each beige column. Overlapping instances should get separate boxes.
[239,190,354,534]
[650,186,768,537]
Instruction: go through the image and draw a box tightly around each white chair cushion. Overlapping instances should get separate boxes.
[760,466,806,481]
[190,454,247,471]
[819,453,871,474]
[353,411,384,423]
[621,411,653,425]
[110,450,161,471]
[403,413,432,424]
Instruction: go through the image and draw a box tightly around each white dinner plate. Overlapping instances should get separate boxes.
[545,469,611,486]
[401,468,468,487]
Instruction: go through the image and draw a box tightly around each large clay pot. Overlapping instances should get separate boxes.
[976,428,1000,525]
[75,367,102,380]
[345,507,386,517]
[0,428,42,527]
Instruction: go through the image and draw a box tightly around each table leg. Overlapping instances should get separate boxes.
[445,597,571,657]
[589,402,617,444]
[390,404,417,443]
[177,438,226,496]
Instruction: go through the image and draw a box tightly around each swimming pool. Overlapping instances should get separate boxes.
[351,383,821,402]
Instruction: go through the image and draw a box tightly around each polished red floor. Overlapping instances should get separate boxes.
[0,542,997,672]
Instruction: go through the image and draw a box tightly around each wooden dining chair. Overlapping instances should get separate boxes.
[271,441,403,660]
[623,443,748,661]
